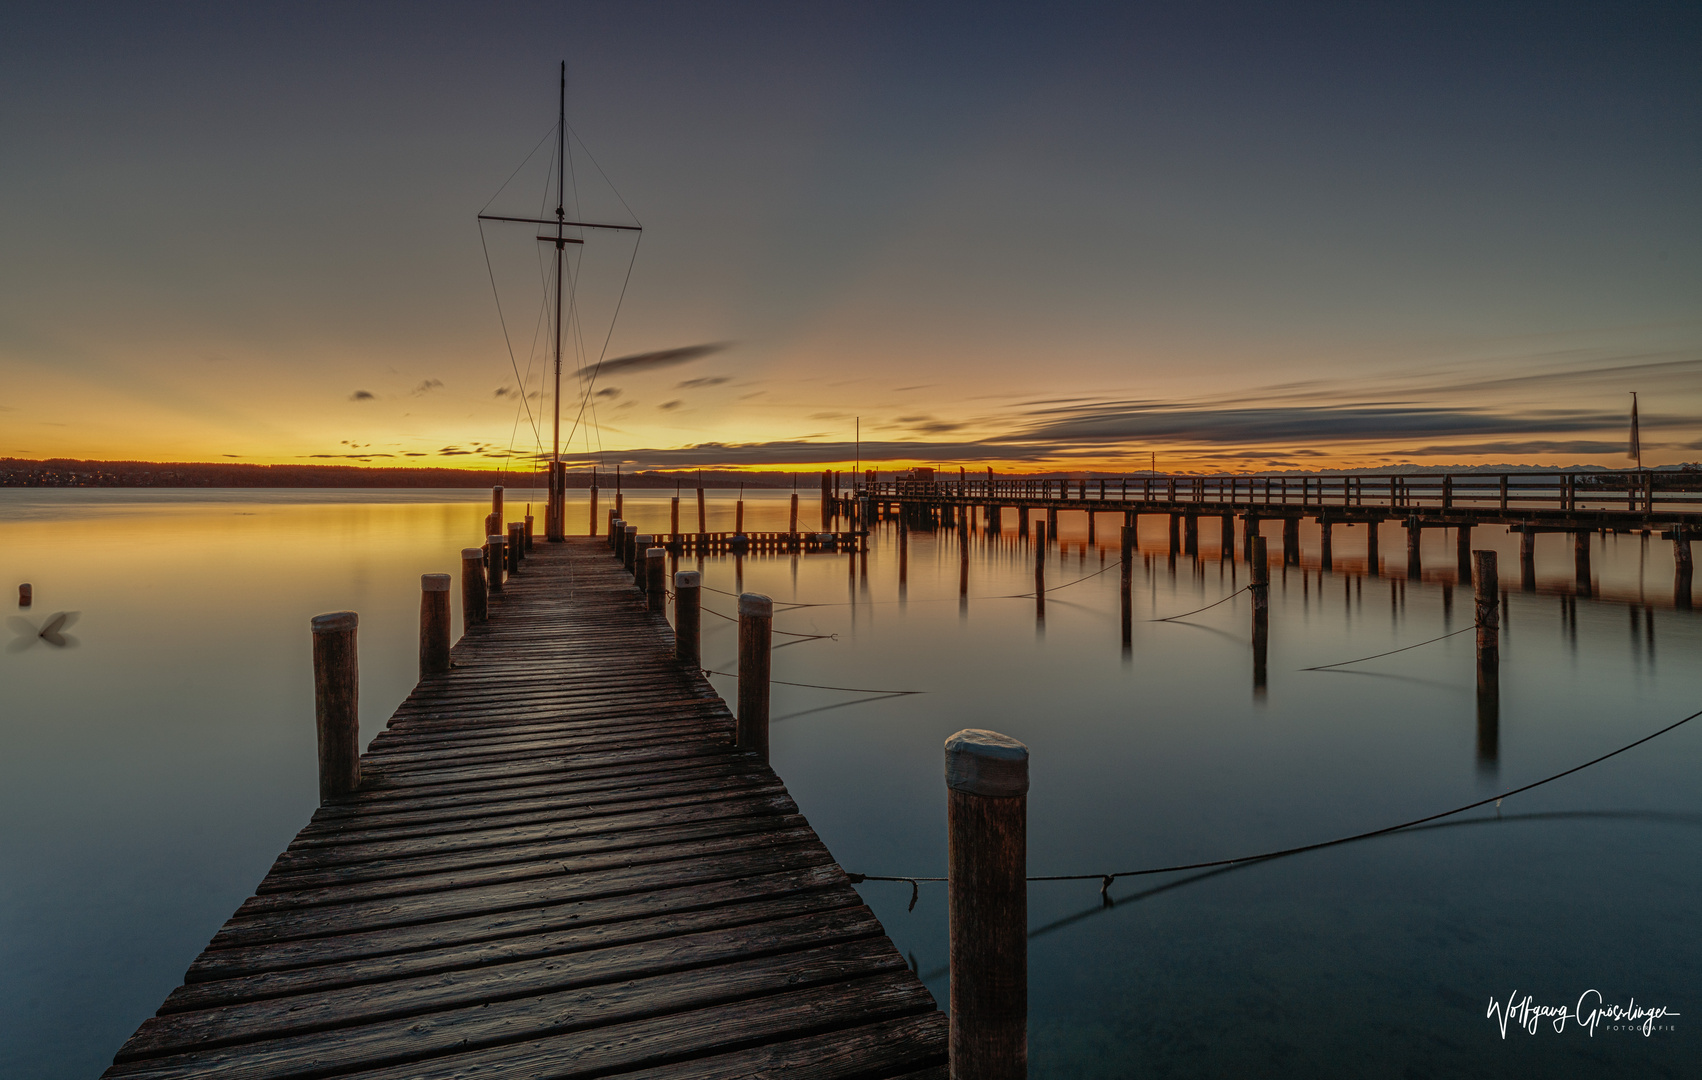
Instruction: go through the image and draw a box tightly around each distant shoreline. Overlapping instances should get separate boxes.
[2,456,1694,488]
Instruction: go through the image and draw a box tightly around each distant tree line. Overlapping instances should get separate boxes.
[0,458,787,488]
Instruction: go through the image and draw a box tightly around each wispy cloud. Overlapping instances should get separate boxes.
[572,342,730,380]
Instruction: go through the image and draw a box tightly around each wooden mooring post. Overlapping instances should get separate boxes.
[1251,535,1269,693]
[418,573,451,677]
[588,481,598,537]
[1456,525,1472,581]
[737,593,772,760]
[635,535,654,588]
[645,546,667,613]
[1474,549,1501,770]
[1319,520,1333,571]
[1366,519,1381,576]
[508,521,525,574]
[1575,530,1592,596]
[459,547,486,625]
[673,569,701,666]
[1120,524,1134,647]
[310,611,359,804]
[1034,521,1047,618]
[945,728,1029,1080]
[18,582,29,607]
[486,533,505,594]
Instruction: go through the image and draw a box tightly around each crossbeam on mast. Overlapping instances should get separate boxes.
[478,212,642,232]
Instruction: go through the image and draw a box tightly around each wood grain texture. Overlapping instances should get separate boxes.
[102,539,942,1079]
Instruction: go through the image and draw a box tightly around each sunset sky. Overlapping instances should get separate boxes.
[3,2,1698,474]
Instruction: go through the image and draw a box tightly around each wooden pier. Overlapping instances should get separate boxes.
[101,539,946,1079]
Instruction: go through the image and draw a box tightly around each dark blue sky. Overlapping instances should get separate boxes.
[3,2,1697,469]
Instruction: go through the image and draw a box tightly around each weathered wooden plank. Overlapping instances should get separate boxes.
[119,907,887,1060]
[213,838,836,944]
[610,1013,950,1080]
[167,879,862,1010]
[263,812,813,893]
[105,939,908,1079]
[187,865,850,982]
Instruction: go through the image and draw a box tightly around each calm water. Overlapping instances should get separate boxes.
[3,488,1698,1077]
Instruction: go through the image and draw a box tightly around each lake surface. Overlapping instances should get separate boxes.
[3,487,1698,1077]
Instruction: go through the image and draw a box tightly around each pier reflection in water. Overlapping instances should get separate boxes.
[2,488,1699,1079]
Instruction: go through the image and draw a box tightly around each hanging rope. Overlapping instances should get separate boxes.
[1300,624,1477,671]
[1148,585,1251,622]
[847,703,1702,900]
[701,669,923,695]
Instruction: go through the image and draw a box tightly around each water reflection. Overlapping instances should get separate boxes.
[3,488,1700,1079]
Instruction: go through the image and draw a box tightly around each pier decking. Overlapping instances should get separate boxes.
[102,539,946,1079]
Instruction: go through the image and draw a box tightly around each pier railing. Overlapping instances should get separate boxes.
[876,471,1702,517]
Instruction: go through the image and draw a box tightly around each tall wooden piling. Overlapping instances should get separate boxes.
[1046,506,1058,543]
[1366,519,1381,576]
[1167,513,1180,553]
[1519,528,1537,591]
[1674,534,1693,610]
[1574,530,1592,596]
[699,485,708,536]
[1018,506,1029,537]
[1034,522,1047,618]
[960,514,970,597]
[491,484,504,525]
[789,492,799,537]
[1251,535,1269,693]
[1456,525,1473,582]
[1120,524,1134,646]
[460,547,487,626]
[1406,519,1422,579]
[1474,550,1499,667]
[418,574,451,678]
[735,498,745,536]
[737,593,772,760]
[899,515,909,586]
[820,471,831,530]
[674,570,701,666]
[1319,520,1333,571]
[589,483,599,537]
[1183,512,1198,556]
[1220,513,1234,557]
[670,497,680,543]
[1474,549,1501,771]
[945,728,1029,1080]
[645,547,667,613]
[486,534,505,594]
[1283,516,1301,566]
[310,611,360,804]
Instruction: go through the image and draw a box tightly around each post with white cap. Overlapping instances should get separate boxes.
[508,521,524,574]
[419,574,451,677]
[737,593,772,759]
[635,535,654,588]
[622,525,638,576]
[311,611,360,803]
[486,534,506,595]
[945,728,1028,1079]
[675,570,701,666]
[460,547,487,626]
[645,547,667,613]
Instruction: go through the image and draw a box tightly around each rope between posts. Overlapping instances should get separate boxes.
[1148,584,1252,622]
[694,603,837,639]
[847,703,1702,903]
[1301,624,1477,671]
[701,669,923,695]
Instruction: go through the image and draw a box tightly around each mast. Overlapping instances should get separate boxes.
[552,62,565,535]
[477,63,642,540]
